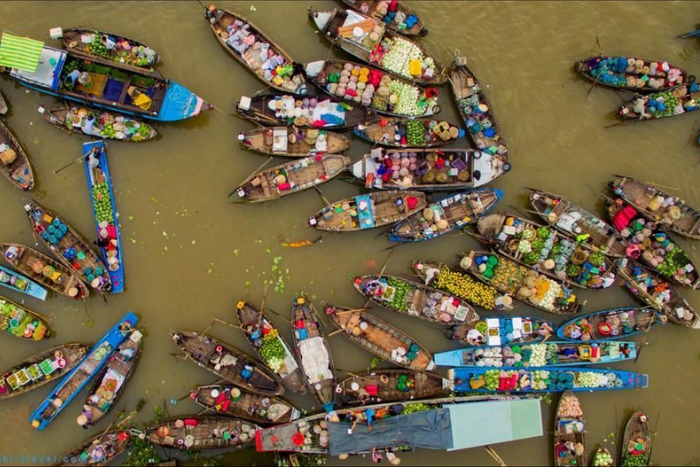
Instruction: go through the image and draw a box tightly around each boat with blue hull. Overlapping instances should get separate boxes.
[29,312,138,430]
[557,307,660,342]
[448,367,648,394]
[83,141,124,293]
[0,264,48,301]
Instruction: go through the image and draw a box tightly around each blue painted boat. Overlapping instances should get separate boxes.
[449,315,555,346]
[557,307,660,342]
[680,28,700,39]
[449,367,648,394]
[83,141,124,293]
[29,312,138,430]
[0,264,48,301]
[435,340,636,368]
[8,43,209,122]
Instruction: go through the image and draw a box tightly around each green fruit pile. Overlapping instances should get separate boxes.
[386,277,410,311]
[433,266,496,309]
[86,41,112,59]
[259,330,286,373]
[622,453,647,467]
[92,182,115,224]
[406,120,426,146]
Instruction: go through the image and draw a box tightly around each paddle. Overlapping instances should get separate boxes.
[484,445,508,467]
[53,154,88,175]
[212,317,250,334]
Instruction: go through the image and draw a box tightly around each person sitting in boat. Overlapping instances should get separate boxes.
[82,114,101,137]
[64,69,81,87]
[537,322,553,342]
[465,328,485,346]
[100,34,116,51]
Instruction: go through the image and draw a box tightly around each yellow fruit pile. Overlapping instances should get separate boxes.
[434,266,497,310]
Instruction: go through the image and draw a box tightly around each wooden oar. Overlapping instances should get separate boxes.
[53,153,88,175]
[309,301,329,328]
[634,315,655,363]
[326,328,347,338]
[313,185,332,208]
[647,413,661,463]
[484,445,508,467]
[212,317,250,334]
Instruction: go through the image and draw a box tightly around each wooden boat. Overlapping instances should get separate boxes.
[621,412,652,466]
[610,175,700,240]
[61,28,159,72]
[618,85,700,121]
[449,366,649,394]
[449,315,555,346]
[606,200,700,289]
[8,42,209,122]
[449,56,509,162]
[335,369,450,407]
[558,307,660,341]
[0,343,88,400]
[55,429,130,467]
[389,189,503,242]
[29,312,138,430]
[325,304,435,371]
[239,126,350,156]
[475,212,617,290]
[81,329,143,427]
[236,92,371,129]
[435,340,636,369]
[615,258,700,329]
[205,7,307,94]
[291,296,335,411]
[84,141,125,293]
[40,105,158,142]
[0,117,34,190]
[0,264,48,300]
[235,301,305,394]
[0,295,50,341]
[590,447,614,467]
[146,415,259,451]
[460,250,581,315]
[354,116,462,148]
[304,59,440,117]
[0,90,7,114]
[1,243,89,299]
[353,274,479,326]
[529,189,627,257]
[575,55,691,92]
[171,331,284,396]
[351,149,508,190]
[24,201,112,293]
[554,391,586,467]
[339,0,426,36]
[192,385,300,424]
[231,154,350,203]
[309,190,427,231]
[308,7,445,86]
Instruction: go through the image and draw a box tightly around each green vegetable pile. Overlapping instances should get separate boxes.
[406,120,426,146]
[655,245,690,278]
[92,182,115,224]
[401,403,432,415]
[259,328,286,372]
[387,277,410,311]
[622,453,647,467]
[86,40,112,59]
[484,369,500,390]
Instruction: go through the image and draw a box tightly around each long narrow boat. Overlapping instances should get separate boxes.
[340,0,426,36]
[621,412,652,466]
[351,148,508,190]
[304,59,440,117]
[554,391,586,467]
[61,28,159,72]
[529,189,627,257]
[449,367,649,394]
[24,201,112,293]
[460,250,581,315]
[7,38,209,122]
[83,141,125,293]
[435,340,636,368]
[205,7,307,94]
[618,85,700,121]
[334,369,450,407]
[610,175,700,240]
[40,105,158,142]
[192,385,300,424]
[146,415,260,451]
[449,56,509,163]
[575,55,690,92]
[239,127,350,157]
[0,343,88,400]
[1,243,89,299]
[236,93,371,130]
[29,312,138,430]
[325,304,435,371]
[291,296,335,411]
[309,190,427,231]
[475,213,617,290]
[449,315,555,346]
[354,116,463,148]
[171,331,284,396]
[0,117,34,190]
[81,329,143,427]
[591,447,614,467]
[231,154,350,203]
[0,264,48,300]
[606,199,700,289]
[0,295,50,341]
[389,189,503,242]
[308,7,445,86]
[558,307,660,342]
[235,301,305,394]
[353,274,479,325]
[56,429,130,467]
[615,258,700,329]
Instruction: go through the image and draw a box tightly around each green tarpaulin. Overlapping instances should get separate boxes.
[0,32,45,72]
